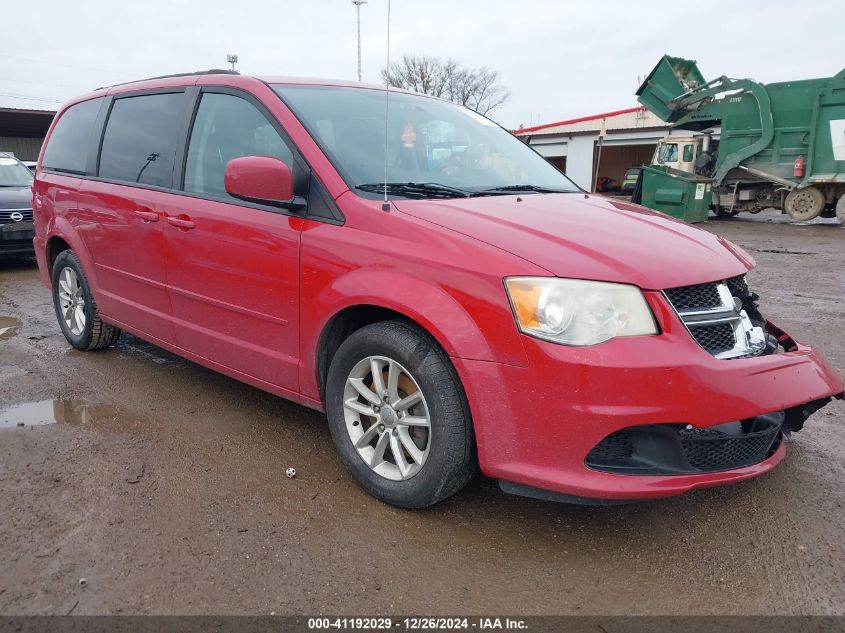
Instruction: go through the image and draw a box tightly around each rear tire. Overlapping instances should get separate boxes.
[52,250,121,351]
[325,320,477,508]
[784,186,824,221]
[836,195,845,225]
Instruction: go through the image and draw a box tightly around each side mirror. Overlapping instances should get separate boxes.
[224,156,305,211]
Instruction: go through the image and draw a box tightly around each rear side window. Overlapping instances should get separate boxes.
[184,93,293,199]
[99,92,185,188]
[42,97,103,174]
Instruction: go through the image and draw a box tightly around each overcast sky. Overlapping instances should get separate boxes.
[2,0,843,128]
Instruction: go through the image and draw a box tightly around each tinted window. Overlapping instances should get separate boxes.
[682,144,694,162]
[99,93,185,187]
[184,93,293,199]
[42,97,103,174]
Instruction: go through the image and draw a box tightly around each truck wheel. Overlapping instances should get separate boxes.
[325,320,477,508]
[51,250,121,351]
[785,187,824,221]
[836,195,845,225]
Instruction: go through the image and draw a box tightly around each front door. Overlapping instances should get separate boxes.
[161,90,304,392]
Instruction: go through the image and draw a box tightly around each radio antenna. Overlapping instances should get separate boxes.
[381,0,391,212]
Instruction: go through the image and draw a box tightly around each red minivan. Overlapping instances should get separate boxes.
[32,71,843,507]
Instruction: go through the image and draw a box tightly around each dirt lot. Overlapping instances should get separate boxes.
[1,210,843,616]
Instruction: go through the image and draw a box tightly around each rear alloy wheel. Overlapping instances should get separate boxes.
[784,186,824,221]
[326,320,477,508]
[51,250,121,351]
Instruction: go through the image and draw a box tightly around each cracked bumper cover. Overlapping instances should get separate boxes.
[455,313,843,502]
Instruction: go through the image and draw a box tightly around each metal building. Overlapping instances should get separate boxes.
[0,106,56,161]
[515,106,694,192]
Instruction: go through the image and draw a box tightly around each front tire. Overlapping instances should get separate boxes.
[51,250,121,351]
[325,320,477,508]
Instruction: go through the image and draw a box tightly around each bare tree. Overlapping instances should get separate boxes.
[381,54,510,116]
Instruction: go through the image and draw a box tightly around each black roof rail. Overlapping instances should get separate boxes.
[95,69,240,91]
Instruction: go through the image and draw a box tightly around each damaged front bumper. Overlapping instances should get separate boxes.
[584,398,834,476]
[456,309,844,503]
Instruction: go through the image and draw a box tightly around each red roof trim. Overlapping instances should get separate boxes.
[514,105,646,135]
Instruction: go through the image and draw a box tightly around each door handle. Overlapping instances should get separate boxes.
[166,215,196,230]
[133,209,159,223]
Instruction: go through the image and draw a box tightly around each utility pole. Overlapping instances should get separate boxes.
[352,0,367,82]
[227,54,238,72]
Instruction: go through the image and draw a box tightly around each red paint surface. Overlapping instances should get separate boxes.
[224,156,294,202]
[32,75,844,501]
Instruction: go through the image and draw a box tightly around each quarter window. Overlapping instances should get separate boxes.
[184,93,293,199]
[42,97,104,174]
[99,92,185,187]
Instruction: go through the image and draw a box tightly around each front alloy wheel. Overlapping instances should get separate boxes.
[326,320,477,508]
[343,355,431,481]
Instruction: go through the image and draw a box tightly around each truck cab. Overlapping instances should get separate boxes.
[652,137,700,174]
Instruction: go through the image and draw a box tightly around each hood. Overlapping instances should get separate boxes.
[393,193,753,290]
[0,186,32,210]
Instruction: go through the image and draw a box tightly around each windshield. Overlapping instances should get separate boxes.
[656,143,678,165]
[273,85,579,197]
[0,158,34,187]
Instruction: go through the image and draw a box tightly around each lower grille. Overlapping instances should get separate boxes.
[587,431,634,464]
[679,420,781,471]
[585,413,784,475]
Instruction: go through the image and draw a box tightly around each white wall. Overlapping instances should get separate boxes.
[526,127,707,190]
[563,135,597,190]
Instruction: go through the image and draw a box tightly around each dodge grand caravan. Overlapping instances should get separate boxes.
[32,71,843,507]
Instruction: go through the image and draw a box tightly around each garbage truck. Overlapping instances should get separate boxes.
[636,55,845,223]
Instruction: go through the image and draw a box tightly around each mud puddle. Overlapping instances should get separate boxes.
[0,316,21,341]
[0,399,147,431]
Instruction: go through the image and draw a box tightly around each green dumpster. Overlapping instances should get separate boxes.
[639,165,712,223]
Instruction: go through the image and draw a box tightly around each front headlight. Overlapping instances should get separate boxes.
[504,277,658,346]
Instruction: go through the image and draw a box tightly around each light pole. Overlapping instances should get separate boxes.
[352,0,367,82]
[227,54,238,72]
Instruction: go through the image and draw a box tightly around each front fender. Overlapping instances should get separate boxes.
[300,268,529,402]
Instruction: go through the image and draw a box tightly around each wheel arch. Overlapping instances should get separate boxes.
[43,220,100,291]
[313,302,465,406]
[308,268,529,401]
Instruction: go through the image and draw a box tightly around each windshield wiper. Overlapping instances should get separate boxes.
[473,184,577,195]
[356,182,472,199]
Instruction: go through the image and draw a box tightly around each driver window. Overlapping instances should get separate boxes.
[184,93,293,199]
[682,144,694,162]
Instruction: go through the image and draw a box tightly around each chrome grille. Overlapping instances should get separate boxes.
[664,275,766,359]
[0,208,33,224]
[689,322,737,355]
[664,282,722,312]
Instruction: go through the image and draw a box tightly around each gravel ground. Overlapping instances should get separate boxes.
[0,209,843,616]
